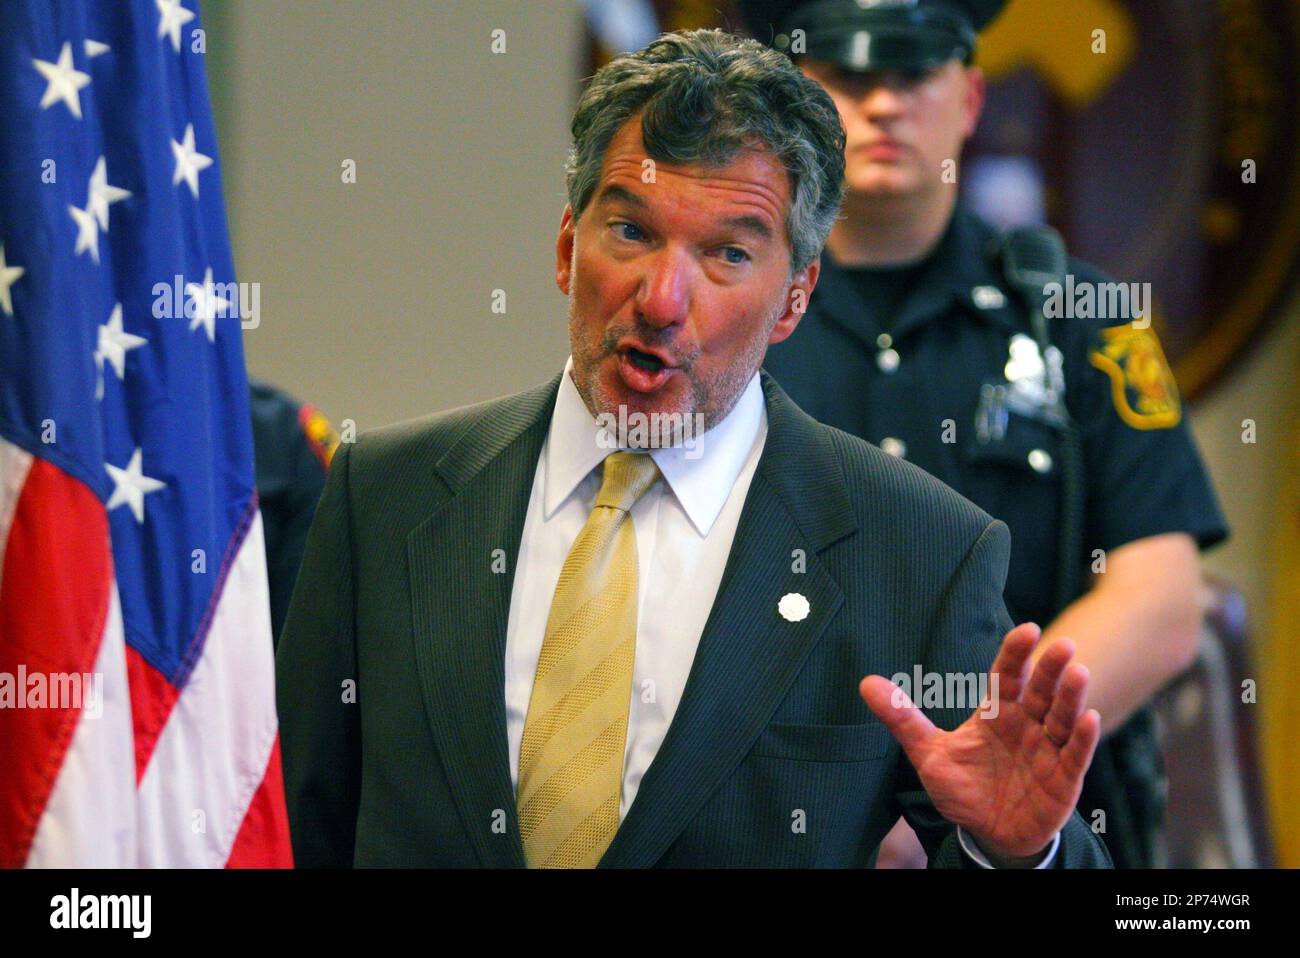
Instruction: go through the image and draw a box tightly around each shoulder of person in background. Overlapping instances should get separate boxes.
[1034,249,1231,553]
[249,376,340,644]
[957,212,1230,559]
[250,378,339,481]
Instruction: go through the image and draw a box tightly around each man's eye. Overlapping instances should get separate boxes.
[721,247,750,264]
[614,222,644,241]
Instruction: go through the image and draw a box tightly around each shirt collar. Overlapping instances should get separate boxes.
[544,356,766,537]
[816,205,1022,340]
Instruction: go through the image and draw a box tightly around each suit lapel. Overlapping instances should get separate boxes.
[600,373,859,867]
[407,375,560,868]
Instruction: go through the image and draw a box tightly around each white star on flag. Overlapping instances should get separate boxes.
[95,303,148,399]
[186,267,232,342]
[88,156,132,231]
[105,447,167,524]
[171,123,213,199]
[156,0,197,54]
[32,41,91,119]
[0,246,24,316]
[69,202,100,263]
[84,39,112,59]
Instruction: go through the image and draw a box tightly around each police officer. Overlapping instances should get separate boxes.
[249,378,339,647]
[743,0,1230,867]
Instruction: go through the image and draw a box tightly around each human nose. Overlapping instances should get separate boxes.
[634,246,691,328]
[856,74,911,122]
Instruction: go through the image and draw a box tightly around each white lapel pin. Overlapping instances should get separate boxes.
[778,592,810,623]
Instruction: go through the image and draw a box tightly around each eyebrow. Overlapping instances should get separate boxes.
[595,184,774,242]
[719,214,773,242]
[596,184,647,210]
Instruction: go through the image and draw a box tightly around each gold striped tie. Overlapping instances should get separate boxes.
[517,451,661,868]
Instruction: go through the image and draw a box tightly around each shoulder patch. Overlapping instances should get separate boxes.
[1087,323,1182,429]
[297,404,340,469]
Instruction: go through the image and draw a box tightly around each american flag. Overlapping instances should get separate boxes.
[0,1,292,867]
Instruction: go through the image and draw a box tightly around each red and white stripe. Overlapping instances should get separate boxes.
[0,437,292,867]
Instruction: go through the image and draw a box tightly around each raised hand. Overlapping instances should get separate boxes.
[860,622,1101,864]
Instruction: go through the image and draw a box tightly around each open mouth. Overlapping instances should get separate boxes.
[624,346,665,374]
[615,342,676,393]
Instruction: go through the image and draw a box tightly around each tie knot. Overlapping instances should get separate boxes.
[594,452,660,513]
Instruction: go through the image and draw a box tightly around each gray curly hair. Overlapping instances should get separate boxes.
[565,28,846,275]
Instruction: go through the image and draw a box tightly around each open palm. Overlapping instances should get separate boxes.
[860,623,1101,862]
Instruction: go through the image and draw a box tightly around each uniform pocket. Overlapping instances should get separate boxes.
[964,413,1061,479]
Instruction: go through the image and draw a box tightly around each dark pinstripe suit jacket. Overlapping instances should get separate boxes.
[276,370,1112,868]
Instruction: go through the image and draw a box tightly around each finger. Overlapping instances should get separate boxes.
[1043,663,1089,749]
[1021,637,1076,724]
[860,674,940,762]
[1059,708,1102,783]
[989,622,1042,703]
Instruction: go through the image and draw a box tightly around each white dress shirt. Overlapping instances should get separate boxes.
[504,356,767,820]
[502,357,1059,867]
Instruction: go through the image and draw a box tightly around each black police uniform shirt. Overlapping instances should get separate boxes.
[763,205,1229,631]
[249,378,338,647]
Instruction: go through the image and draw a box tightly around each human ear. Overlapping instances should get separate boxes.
[556,204,576,295]
[767,257,820,345]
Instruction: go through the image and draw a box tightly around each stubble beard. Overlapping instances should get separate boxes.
[566,266,785,437]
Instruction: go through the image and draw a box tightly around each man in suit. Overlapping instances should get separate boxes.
[276,28,1111,868]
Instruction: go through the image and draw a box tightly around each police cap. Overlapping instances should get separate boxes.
[739,0,1007,72]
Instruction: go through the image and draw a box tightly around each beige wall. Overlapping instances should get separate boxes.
[207,0,583,432]
[207,0,1296,659]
